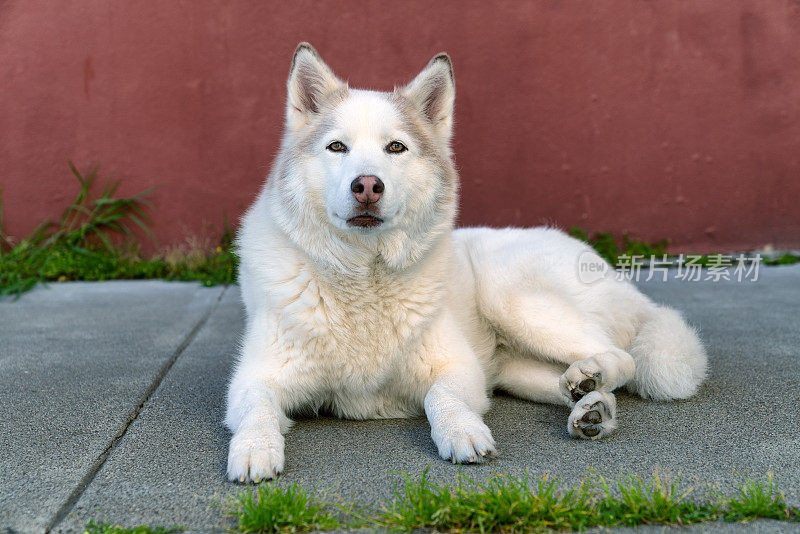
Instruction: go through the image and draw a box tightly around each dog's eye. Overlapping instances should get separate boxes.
[386,141,407,154]
[326,141,347,153]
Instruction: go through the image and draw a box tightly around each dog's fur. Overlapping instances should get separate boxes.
[225,43,708,482]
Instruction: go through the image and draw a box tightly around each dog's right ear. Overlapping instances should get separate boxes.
[286,43,345,131]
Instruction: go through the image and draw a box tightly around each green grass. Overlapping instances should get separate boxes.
[722,474,794,522]
[84,471,800,533]
[375,470,719,532]
[0,162,237,298]
[569,226,800,267]
[84,519,182,534]
[224,482,342,533]
[569,227,670,266]
[763,253,800,266]
[593,473,718,527]
[376,470,597,532]
[214,470,799,533]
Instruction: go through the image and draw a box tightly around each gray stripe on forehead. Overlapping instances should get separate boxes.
[298,86,350,151]
[389,91,437,154]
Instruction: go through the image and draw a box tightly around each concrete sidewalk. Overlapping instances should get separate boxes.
[1,267,799,533]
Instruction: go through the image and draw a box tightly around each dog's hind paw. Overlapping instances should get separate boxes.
[560,357,608,402]
[567,391,618,440]
[560,350,636,404]
[227,427,285,483]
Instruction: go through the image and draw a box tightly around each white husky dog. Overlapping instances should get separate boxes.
[225,43,707,482]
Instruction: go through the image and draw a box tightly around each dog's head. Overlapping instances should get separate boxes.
[269,43,458,271]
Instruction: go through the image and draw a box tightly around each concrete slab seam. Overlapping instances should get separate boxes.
[43,286,229,534]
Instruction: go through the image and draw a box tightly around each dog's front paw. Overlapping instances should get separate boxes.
[567,390,617,440]
[227,427,285,483]
[432,412,497,464]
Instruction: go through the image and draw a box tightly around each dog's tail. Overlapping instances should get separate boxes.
[626,305,708,401]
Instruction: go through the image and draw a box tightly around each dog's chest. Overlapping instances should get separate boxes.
[270,265,443,391]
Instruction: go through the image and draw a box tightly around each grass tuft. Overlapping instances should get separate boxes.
[594,472,718,527]
[378,469,596,533]
[569,226,669,266]
[225,482,342,533]
[0,162,236,298]
[84,519,182,534]
[763,253,800,266]
[723,473,794,522]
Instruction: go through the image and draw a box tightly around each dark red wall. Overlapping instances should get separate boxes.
[2,0,799,254]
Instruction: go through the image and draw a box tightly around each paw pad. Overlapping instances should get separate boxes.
[569,374,600,401]
[581,409,602,424]
[568,391,617,440]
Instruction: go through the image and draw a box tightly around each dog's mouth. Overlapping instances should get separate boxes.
[347,214,383,228]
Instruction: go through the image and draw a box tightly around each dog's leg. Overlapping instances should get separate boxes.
[483,294,634,438]
[224,313,305,483]
[494,352,619,439]
[423,314,496,463]
[486,294,635,398]
[225,377,288,483]
[494,350,569,406]
[425,377,496,463]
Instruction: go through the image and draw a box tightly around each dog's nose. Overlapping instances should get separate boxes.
[350,175,384,204]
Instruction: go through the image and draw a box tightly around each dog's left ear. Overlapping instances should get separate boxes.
[401,53,455,141]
